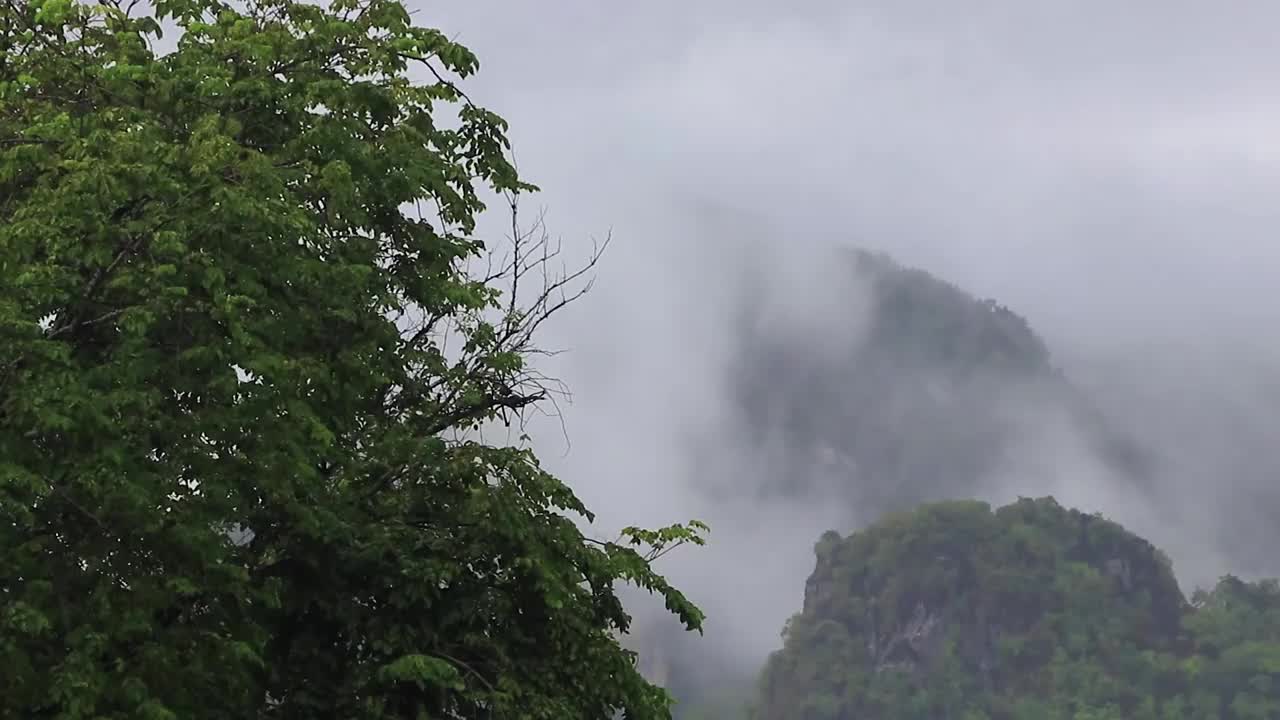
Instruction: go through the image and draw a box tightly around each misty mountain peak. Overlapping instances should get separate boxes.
[723,247,1143,516]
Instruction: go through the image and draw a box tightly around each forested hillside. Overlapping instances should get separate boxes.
[663,248,1156,717]
[756,497,1280,720]
[664,248,1280,719]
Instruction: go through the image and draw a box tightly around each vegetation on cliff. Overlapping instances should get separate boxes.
[756,498,1280,720]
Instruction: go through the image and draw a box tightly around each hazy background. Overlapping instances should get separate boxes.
[418,0,1280,681]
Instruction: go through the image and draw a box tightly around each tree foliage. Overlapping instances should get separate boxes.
[756,498,1280,720]
[0,0,704,717]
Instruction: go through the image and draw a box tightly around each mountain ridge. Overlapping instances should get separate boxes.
[725,246,1153,513]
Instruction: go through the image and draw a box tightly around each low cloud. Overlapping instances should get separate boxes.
[430,0,1280,680]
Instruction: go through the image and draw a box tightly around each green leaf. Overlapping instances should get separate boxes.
[378,655,463,691]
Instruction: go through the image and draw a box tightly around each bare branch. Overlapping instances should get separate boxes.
[44,307,127,338]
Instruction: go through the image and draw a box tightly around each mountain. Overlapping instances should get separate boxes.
[721,248,1151,517]
[658,247,1162,718]
[755,497,1280,720]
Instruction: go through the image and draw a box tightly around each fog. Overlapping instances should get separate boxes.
[419,0,1280,687]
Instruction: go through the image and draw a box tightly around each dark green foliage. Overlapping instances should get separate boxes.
[757,498,1280,720]
[0,1,704,717]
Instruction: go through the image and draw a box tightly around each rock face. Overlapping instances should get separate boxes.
[757,498,1192,720]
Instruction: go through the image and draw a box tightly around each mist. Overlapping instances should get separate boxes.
[421,0,1280,690]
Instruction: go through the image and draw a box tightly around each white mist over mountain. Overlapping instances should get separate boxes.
[422,0,1280,685]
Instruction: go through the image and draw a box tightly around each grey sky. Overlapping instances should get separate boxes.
[415,0,1280,672]
[428,0,1280,346]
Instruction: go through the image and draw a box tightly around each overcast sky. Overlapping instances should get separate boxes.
[411,1,1280,670]
[426,1,1280,346]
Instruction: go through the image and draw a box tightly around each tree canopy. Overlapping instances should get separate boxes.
[0,0,704,717]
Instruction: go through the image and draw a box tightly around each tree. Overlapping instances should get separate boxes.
[0,0,705,717]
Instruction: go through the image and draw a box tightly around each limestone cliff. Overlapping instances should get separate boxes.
[757,498,1197,720]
